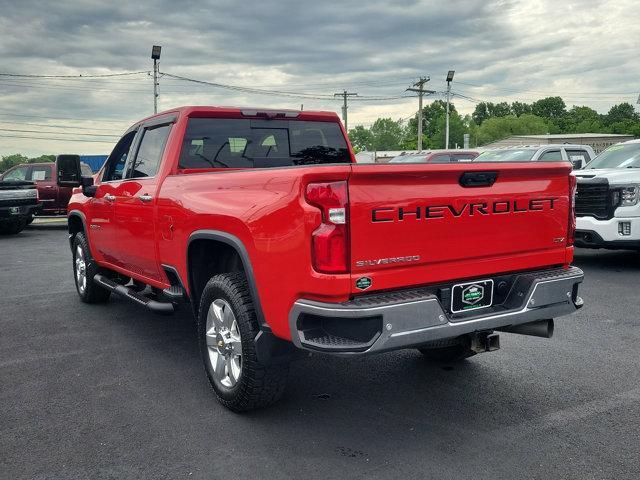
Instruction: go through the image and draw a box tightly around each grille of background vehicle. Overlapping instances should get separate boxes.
[575,181,616,220]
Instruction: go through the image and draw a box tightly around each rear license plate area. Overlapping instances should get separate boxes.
[451,279,494,313]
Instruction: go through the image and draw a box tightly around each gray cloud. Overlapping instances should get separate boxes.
[0,0,637,156]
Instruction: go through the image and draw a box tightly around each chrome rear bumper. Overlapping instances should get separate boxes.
[288,267,584,354]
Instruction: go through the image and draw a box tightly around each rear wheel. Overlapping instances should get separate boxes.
[418,336,476,362]
[72,232,111,303]
[198,272,290,412]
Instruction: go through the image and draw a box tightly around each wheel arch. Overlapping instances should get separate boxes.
[67,210,87,249]
[187,230,266,327]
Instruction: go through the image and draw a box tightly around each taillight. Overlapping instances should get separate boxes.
[305,181,349,273]
[567,174,577,246]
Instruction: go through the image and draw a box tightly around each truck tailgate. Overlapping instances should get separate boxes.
[348,162,572,293]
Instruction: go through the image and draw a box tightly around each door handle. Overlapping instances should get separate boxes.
[139,194,153,203]
[105,194,116,202]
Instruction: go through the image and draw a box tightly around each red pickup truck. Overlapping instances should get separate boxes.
[0,161,93,217]
[57,106,584,411]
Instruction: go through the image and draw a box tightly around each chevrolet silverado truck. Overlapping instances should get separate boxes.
[57,106,584,411]
[574,139,640,250]
[0,179,40,234]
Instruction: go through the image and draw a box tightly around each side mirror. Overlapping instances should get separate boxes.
[56,154,82,187]
[57,154,97,197]
[81,176,97,197]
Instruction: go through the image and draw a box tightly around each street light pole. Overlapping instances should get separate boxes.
[406,77,434,151]
[445,70,454,149]
[151,45,162,114]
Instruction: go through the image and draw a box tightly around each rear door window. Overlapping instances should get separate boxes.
[128,124,171,179]
[539,150,563,162]
[179,118,350,169]
[29,165,52,181]
[566,149,590,169]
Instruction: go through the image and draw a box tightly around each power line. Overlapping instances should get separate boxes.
[0,133,113,143]
[0,71,150,79]
[0,109,133,124]
[0,127,119,137]
[455,80,637,96]
[0,119,122,133]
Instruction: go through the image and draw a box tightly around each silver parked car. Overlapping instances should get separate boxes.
[474,144,595,169]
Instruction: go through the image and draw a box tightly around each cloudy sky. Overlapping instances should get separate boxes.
[0,0,638,157]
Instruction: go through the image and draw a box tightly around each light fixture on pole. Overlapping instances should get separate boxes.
[445,70,455,149]
[151,45,162,114]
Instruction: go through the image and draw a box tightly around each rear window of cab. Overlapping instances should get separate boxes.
[179,118,350,169]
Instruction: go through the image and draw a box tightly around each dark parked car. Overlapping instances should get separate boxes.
[0,180,40,234]
[389,150,479,163]
[0,162,92,216]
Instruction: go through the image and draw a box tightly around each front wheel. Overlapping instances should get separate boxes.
[198,272,290,412]
[0,219,27,235]
[72,232,111,303]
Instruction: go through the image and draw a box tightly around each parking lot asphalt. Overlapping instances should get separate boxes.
[1,227,640,480]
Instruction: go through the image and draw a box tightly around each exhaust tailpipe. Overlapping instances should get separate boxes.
[497,319,554,338]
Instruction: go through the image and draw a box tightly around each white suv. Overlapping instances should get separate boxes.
[574,139,640,251]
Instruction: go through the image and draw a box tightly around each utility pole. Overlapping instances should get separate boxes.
[151,45,162,114]
[334,90,358,131]
[406,77,434,151]
[445,70,455,149]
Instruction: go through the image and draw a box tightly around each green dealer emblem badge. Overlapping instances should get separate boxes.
[462,284,484,305]
[356,277,372,290]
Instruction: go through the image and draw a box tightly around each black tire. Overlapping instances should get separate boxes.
[0,219,27,235]
[198,272,290,412]
[72,232,111,303]
[418,337,476,362]
[26,214,34,225]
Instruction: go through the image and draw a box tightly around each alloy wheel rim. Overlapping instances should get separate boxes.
[205,299,242,388]
[75,246,87,293]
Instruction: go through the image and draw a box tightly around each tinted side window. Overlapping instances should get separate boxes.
[103,131,137,182]
[539,150,563,162]
[179,118,350,169]
[3,166,28,181]
[566,149,590,169]
[429,154,451,163]
[30,165,52,181]
[128,124,171,179]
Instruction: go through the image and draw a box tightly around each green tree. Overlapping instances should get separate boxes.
[29,154,55,164]
[369,118,405,150]
[606,103,639,125]
[0,153,29,173]
[348,125,374,151]
[406,100,462,148]
[531,96,566,121]
[477,114,549,145]
[564,106,605,133]
[510,101,532,117]
[472,102,492,125]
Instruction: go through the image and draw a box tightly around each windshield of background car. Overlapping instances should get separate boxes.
[586,143,640,169]
[389,155,428,163]
[474,149,537,162]
[179,118,351,169]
